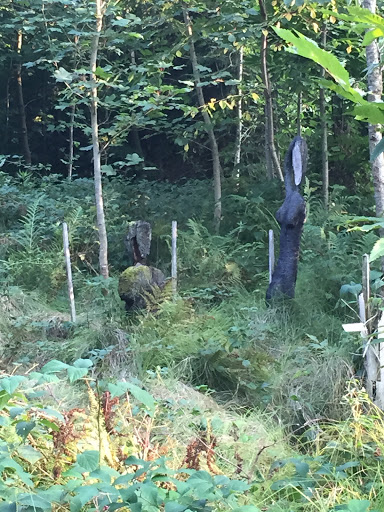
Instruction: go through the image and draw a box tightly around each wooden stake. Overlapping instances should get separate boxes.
[171,221,177,298]
[63,222,76,323]
[375,313,384,408]
[268,229,275,284]
[362,253,371,329]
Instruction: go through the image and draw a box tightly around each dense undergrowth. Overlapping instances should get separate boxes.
[0,172,383,511]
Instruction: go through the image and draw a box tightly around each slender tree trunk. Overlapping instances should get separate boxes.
[68,104,75,180]
[130,51,145,161]
[183,7,222,233]
[15,31,31,165]
[5,71,10,149]
[320,27,329,209]
[259,0,283,182]
[90,0,109,278]
[297,90,302,136]
[363,0,384,218]
[234,46,244,178]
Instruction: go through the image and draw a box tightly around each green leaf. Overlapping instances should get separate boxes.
[0,457,33,486]
[0,376,26,394]
[17,445,43,464]
[67,366,88,383]
[352,104,384,125]
[41,360,69,374]
[347,500,371,512]
[274,28,350,87]
[77,450,100,472]
[54,67,73,83]
[9,407,25,418]
[17,493,51,510]
[16,421,36,440]
[370,137,384,162]
[108,382,155,416]
[165,503,187,512]
[0,504,16,512]
[73,358,93,369]
[370,238,384,262]
[232,508,261,512]
[0,391,11,410]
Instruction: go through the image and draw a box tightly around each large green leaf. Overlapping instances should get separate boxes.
[370,238,384,262]
[41,360,69,374]
[67,366,88,383]
[17,445,43,464]
[76,450,100,472]
[274,28,350,87]
[0,376,26,394]
[17,493,51,511]
[16,421,36,440]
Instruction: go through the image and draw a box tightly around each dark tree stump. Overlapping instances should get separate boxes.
[266,136,307,301]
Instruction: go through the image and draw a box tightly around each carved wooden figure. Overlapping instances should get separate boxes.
[266,136,307,301]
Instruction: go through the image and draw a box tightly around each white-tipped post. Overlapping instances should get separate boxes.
[63,222,76,323]
[172,221,177,298]
[268,229,275,284]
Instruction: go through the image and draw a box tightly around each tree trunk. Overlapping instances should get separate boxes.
[68,104,75,180]
[15,31,31,165]
[320,27,329,209]
[363,0,384,217]
[90,0,109,279]
[259,0,283,182]
[183,7,222,233]
[297,90,302,136]
[233,46,244,179]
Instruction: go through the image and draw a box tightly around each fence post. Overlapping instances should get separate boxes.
[268,229,274,284]
[171,221,177,298]
[63,222,76,323]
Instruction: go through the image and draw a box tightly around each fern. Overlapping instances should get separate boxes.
[15,195,46,252]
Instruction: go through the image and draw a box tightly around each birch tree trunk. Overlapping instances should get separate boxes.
[363,0,384,217]
[297,90,302,137]
[183,8,222,233]
[68,104,75,180]
[15,31,31,165]
[90,0,109,278]
[259,0,283,182]
[234,46,244,178]
[320,27,329,209]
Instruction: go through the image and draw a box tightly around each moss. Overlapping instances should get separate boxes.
[118,266,152,297]
[118,265,165,310]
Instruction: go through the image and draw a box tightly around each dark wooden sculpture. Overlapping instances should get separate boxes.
[266,136,307,301]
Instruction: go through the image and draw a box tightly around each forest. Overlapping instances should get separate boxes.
[2,0,384,510]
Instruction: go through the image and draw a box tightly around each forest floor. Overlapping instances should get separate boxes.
[0,280,380,512]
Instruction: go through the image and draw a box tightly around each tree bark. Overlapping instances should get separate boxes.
[183,7,222,233]
[233,46,244,178]
[363,0,384,217]
[297,90,302,137]
[259,0,283,182]
[90,0,109,278]
[15,31,31,165]
[68,104,75,180]
[320,27,329,209]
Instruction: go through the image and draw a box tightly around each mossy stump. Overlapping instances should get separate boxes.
[118,264,165,311]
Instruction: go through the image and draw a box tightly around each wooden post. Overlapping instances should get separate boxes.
[63,222,76,323]
[171,221,177,298]
[268,229,274,284]
[362,253,371,330]
[375,314,384,409]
